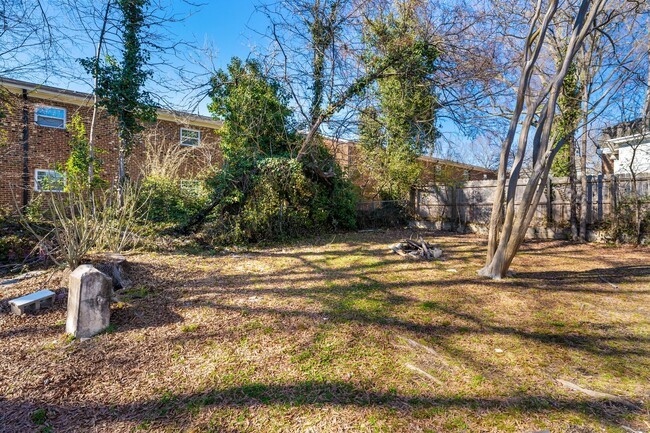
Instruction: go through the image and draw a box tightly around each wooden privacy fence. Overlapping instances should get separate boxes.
[412,174,650,228]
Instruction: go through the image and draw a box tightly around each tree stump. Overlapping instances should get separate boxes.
[93,253,132,291]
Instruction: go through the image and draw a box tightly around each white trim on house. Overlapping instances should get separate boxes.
[180,128,201,147]
[602,131,650,174]
[34,169,65,192]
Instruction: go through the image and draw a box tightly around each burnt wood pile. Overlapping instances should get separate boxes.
[389,238,442,260]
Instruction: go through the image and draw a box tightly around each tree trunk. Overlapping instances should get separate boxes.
[117,138,126,206]
[569,136,579,240]
[480,0,604,278]
[89,0,112,184]
[480,159,554,278]
[580,83,590,242]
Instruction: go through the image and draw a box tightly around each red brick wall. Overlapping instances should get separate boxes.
[418,158,497,184]
[0,92,221,209]
[323,140,497,199]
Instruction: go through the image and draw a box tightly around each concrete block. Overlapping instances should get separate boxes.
[66,265,111,338]
[8,290,55,315]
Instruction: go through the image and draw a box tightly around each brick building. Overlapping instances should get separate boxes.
[325,137,497,199]
[0,77,222,209]
[1,77,496,209]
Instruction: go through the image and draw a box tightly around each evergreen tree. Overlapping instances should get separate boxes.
[208,57,296,160]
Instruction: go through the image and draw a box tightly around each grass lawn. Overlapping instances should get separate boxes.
[1,230,649,432]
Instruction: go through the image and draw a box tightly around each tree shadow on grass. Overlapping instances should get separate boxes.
[118,250,650,358]
[2,235,649,431]
[108,262,185,333]
[0,380,642,432]
[513,265,650,286]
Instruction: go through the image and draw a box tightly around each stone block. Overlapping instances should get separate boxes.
[66,265,112,338]
[8,290,55,315]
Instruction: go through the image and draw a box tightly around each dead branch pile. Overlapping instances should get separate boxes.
[389,238,442,260]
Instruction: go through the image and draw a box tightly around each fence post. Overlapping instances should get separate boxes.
[546,176,553,224]
[610,174,617,216]
[597,175,603,222]
[450,184,458,226]
[409,188,416,214]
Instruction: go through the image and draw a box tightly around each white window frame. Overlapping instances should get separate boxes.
[34,105,67,129]
[34,169,66,192]
[180,128,201,147]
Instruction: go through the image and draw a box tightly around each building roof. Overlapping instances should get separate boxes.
[600,118,650,158]
[0,76,222,129]
[418,155,496,174]
[323,135,497,174]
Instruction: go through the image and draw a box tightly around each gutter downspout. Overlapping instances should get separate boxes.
[21,89,29,207]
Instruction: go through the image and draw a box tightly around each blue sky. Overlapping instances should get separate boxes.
[22,0,481,164]
[173,0,263,68]
[163,0,266,114]
[35,1,266,115]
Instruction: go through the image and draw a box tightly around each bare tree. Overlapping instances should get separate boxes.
[261,0,506,174]
[467,135,502,170]
[480,0,635,279]
[57,0,203,200]
[0,0,64,125]
[0,0,61,78]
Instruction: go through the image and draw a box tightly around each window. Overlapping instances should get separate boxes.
[180,179,202,194]
[35,106,66,129]
[35,169,65,192]
[180,128,200,146]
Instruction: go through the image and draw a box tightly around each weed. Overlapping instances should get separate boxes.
[102,324,117,334]
[181,323,199,332]
[30,409,47,425]
[443,416,468,431]
[120,287,151,300]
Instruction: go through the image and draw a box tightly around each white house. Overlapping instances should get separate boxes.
[601,120,650,175]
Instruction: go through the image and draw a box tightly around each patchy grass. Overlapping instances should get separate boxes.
[1,230,649,432]
[181,323,199,333]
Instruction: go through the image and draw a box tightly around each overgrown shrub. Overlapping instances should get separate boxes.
[0,208,36,270]
[193,56,359,244]
[202,153,357,244]
[141,176,210,225]
[609,194,650,243]
[21,184,148,269]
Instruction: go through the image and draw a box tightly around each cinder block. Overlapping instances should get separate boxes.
[8,290,56,315]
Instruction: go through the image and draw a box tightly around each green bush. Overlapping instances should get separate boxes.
[203,154,357,244]
[609,194,650,243]
[0,208,36,268]
[142,176,210,225]
[196,56,359,243]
